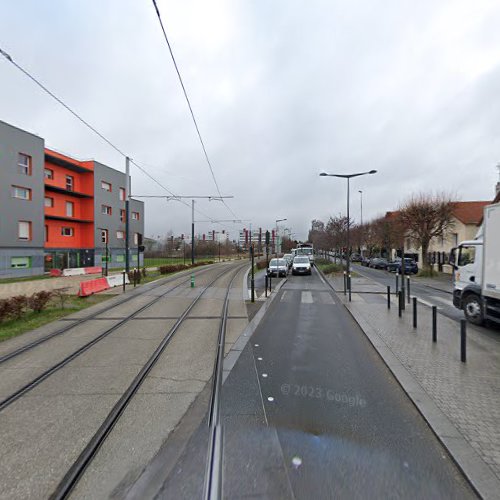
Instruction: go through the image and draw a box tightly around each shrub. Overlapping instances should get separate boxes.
[10,295,28,319]
[28,291,52,313]
[321,263,343,275]
[256,261,268,270]
[0,299,12,322]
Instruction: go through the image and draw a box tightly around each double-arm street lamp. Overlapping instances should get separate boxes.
[319,170,377,280]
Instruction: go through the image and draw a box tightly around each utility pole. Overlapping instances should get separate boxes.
[125,156,130,273]
[191,199,195,264]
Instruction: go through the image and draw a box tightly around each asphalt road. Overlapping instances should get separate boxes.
[150,267,476,499]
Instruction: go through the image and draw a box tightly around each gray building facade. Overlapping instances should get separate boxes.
[0,121,45,278]
[93,162,144,269]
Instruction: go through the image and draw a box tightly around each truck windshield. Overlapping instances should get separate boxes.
[458,246,476,266]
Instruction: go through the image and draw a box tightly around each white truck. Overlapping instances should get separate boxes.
[451,203,500,325]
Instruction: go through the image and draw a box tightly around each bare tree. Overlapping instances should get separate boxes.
[398,193,455,273]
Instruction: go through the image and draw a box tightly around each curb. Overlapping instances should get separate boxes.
[224,278,287,384]
[338,291,499,500]
[242,265,251,301]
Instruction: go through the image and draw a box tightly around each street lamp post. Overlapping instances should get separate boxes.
[275,218,287,258]
[359,190,363,256]
[319,170,377,289]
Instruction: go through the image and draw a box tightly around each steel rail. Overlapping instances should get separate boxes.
[0,265,221,412]
[0,265,215,365]
[204,266,241,500]
[50,263,246,500]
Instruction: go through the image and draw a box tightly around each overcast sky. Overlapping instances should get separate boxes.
[1,0,500,241]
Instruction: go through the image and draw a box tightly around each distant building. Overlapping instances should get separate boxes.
[0,120,144,278]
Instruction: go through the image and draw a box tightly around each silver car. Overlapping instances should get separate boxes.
[267,258,288,277]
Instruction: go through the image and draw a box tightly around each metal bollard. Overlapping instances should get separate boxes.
[343,272,347,295]
[396,273,399,294]
[407,276,411,304]
[432,306,437,342]
[460,320,467,362]
[191,274,195,288]
[133,268,137,288]
[398,291,402,317]
[413,297,417,328]
[269,275,272,292]
[265,276,268,298]
[122,271,126,292]
[348,274,352,302]
[387,286,391,309]
[251,277,255,303]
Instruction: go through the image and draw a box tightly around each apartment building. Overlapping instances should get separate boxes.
[0,121,45,277]
[0,120,144,278]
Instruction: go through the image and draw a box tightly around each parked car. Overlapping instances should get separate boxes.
[361,256,371,266]
[267,258,288,277]
[283,253,293,269]
[368,257,389,269]
[387,258,418,274]
[351,253,362,262]
[292,256,312,275]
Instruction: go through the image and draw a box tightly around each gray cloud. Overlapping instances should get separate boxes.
[1,0,499,241]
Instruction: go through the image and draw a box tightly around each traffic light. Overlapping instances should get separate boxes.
[138,245,145,252]
[265,230,270,245]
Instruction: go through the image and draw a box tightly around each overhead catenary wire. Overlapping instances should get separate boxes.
[150,0,239,220]
[0,45,229,228]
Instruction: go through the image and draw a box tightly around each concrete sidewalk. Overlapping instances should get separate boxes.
[328,273,500,499]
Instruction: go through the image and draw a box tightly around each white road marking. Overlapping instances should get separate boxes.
[257,357,263,361]
[262,373,268,378]
[267,396,274,402]
[430,295,454,306]
[281,291,289,302]
[301,291,313,304]
[417,297,442,309]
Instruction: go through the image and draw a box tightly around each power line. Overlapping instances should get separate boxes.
[0,45,227,227]
[150,0,239,220]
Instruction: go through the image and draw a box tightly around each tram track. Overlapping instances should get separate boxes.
[0,264,228,412]
[0,264,216,366]
[49,262,246,499]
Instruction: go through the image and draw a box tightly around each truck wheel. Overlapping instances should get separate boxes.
[463,295,484,325]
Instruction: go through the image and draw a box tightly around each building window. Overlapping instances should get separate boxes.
[12,186,31,200]
[116,255,125,263]
[61,227,74,237]
[101,205,112,215]
[44,168,54,179]
[120,209,125,222]
[119,187,126,201]
[45,225,48,242]
[101,229,108,244]
[132,211,139,220]
[11,256,32,269]
[116,230,124,239]
[18,153,32,175]
[18,221,32,241]
[45,197,54,207]
[66,201,74,217]
[66,175,74,191]
[101,181,112,192]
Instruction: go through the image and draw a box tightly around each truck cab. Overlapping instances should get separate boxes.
[451,240,484,324]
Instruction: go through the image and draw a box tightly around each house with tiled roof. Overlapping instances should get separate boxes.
[395,201,489,272]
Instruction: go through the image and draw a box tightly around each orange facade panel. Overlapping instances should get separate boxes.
[45,219,94,249]
[44,149,95,250]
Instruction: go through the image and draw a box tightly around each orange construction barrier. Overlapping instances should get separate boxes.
[78,277,110,297]
[84,266,102,275]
